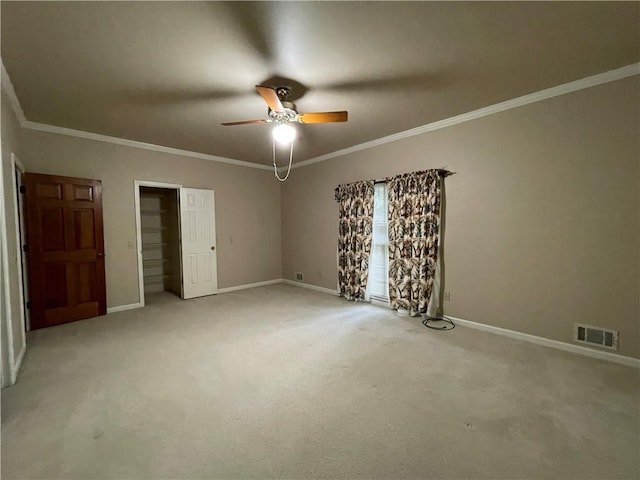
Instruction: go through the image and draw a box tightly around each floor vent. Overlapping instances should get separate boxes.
[294,272,304,282]
[574,323,618,350]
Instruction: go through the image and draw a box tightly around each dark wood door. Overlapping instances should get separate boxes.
[24,173,106,329]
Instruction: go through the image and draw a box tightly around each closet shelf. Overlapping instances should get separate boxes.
[143,259,170,266]
[141,227,168,233]
[142,242,169,250]
[141,209,169,215]
[144,274,172,285]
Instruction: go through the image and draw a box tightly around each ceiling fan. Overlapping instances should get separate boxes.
[222,85,348,181]
[221,85,348,129]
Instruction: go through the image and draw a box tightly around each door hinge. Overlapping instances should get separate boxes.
[19,185,26,194]
[22,244,29,253]
[26,301,31,310]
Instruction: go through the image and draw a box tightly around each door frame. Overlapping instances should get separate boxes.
[0,145,12,386]
[0,152,27,385]
[133,180,182,307]
[11,154,29,332]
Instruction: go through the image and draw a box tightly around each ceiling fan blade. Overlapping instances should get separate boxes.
[221,119,268,126]
[121,87,246,106]
[298,111,348,124]
[255,85,284,112]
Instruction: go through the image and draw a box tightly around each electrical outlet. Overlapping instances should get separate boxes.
[444,291,451,301]
[127,241,134,249]
[295,272,304,282]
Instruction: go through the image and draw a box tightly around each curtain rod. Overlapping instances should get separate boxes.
[374,169,456,184]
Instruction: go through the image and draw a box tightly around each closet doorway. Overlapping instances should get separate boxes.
[138,186,181,302]
[134,181,218,306]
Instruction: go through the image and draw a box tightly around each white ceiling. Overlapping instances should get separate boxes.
[2,1,638,165]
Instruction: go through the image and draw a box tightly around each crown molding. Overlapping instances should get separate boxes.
[292,62,640,170]
[3,57,638,173]
[21,120,272,171]
[1,59,27,125]
[2,56,271,171]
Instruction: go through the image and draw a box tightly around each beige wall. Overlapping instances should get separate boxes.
[1,89,26,386]
[2,74,638,372]
[281,77,640,358]
[19,130,282,308]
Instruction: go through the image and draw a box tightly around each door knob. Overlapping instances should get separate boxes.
[97,253,104,257]
[211,246,215,251]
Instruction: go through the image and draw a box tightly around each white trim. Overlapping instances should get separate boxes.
[217,279,283,294]
[0,150,26,385]
[448,316,640,369]
[291,62,640,169]
[134,180,182,307]
[282,279,339,296]
[107,302,144,314]
[21,120,273,171]
[10,154,28,338]
[135,180,183,189]
[1,59,26,124]
[12,342,26,384]
[11,153,25,172]
[0,142,17,386]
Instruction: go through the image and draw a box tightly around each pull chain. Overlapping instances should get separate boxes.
[272,138,294,182]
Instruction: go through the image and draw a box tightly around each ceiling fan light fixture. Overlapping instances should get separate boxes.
[222,84,349,181]
[272,122,296,145]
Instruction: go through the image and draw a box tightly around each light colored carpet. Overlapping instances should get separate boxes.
[2,284,638,479]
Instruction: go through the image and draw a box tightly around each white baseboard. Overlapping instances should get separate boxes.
[107,302,144,314]
[10,342,27,385]
[282,279,339,296]
[217,279,283,294]
[447,315,640,368]
[278,280,639,367]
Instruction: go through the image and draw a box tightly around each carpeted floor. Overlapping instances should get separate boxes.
[2,284,639,479]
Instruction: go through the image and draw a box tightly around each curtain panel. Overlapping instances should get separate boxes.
[387,170,442,315]
[334,180,374,300]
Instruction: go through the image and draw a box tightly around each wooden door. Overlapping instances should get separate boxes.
[24,173,106,329]
[180,188,217,299]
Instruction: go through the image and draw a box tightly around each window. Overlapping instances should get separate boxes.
[367,182,389,303]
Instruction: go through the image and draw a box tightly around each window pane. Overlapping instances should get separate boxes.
[373,183,386,221]
[370,183,389,301]
[372,223,388,245]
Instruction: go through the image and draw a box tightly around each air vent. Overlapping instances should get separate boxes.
[294,272,304,282]
[574,323,618,350]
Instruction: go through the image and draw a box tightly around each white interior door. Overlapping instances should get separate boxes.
[180,188,217,299]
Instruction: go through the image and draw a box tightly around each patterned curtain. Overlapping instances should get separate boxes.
[387,170,442,315]
[334,180,374,300]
